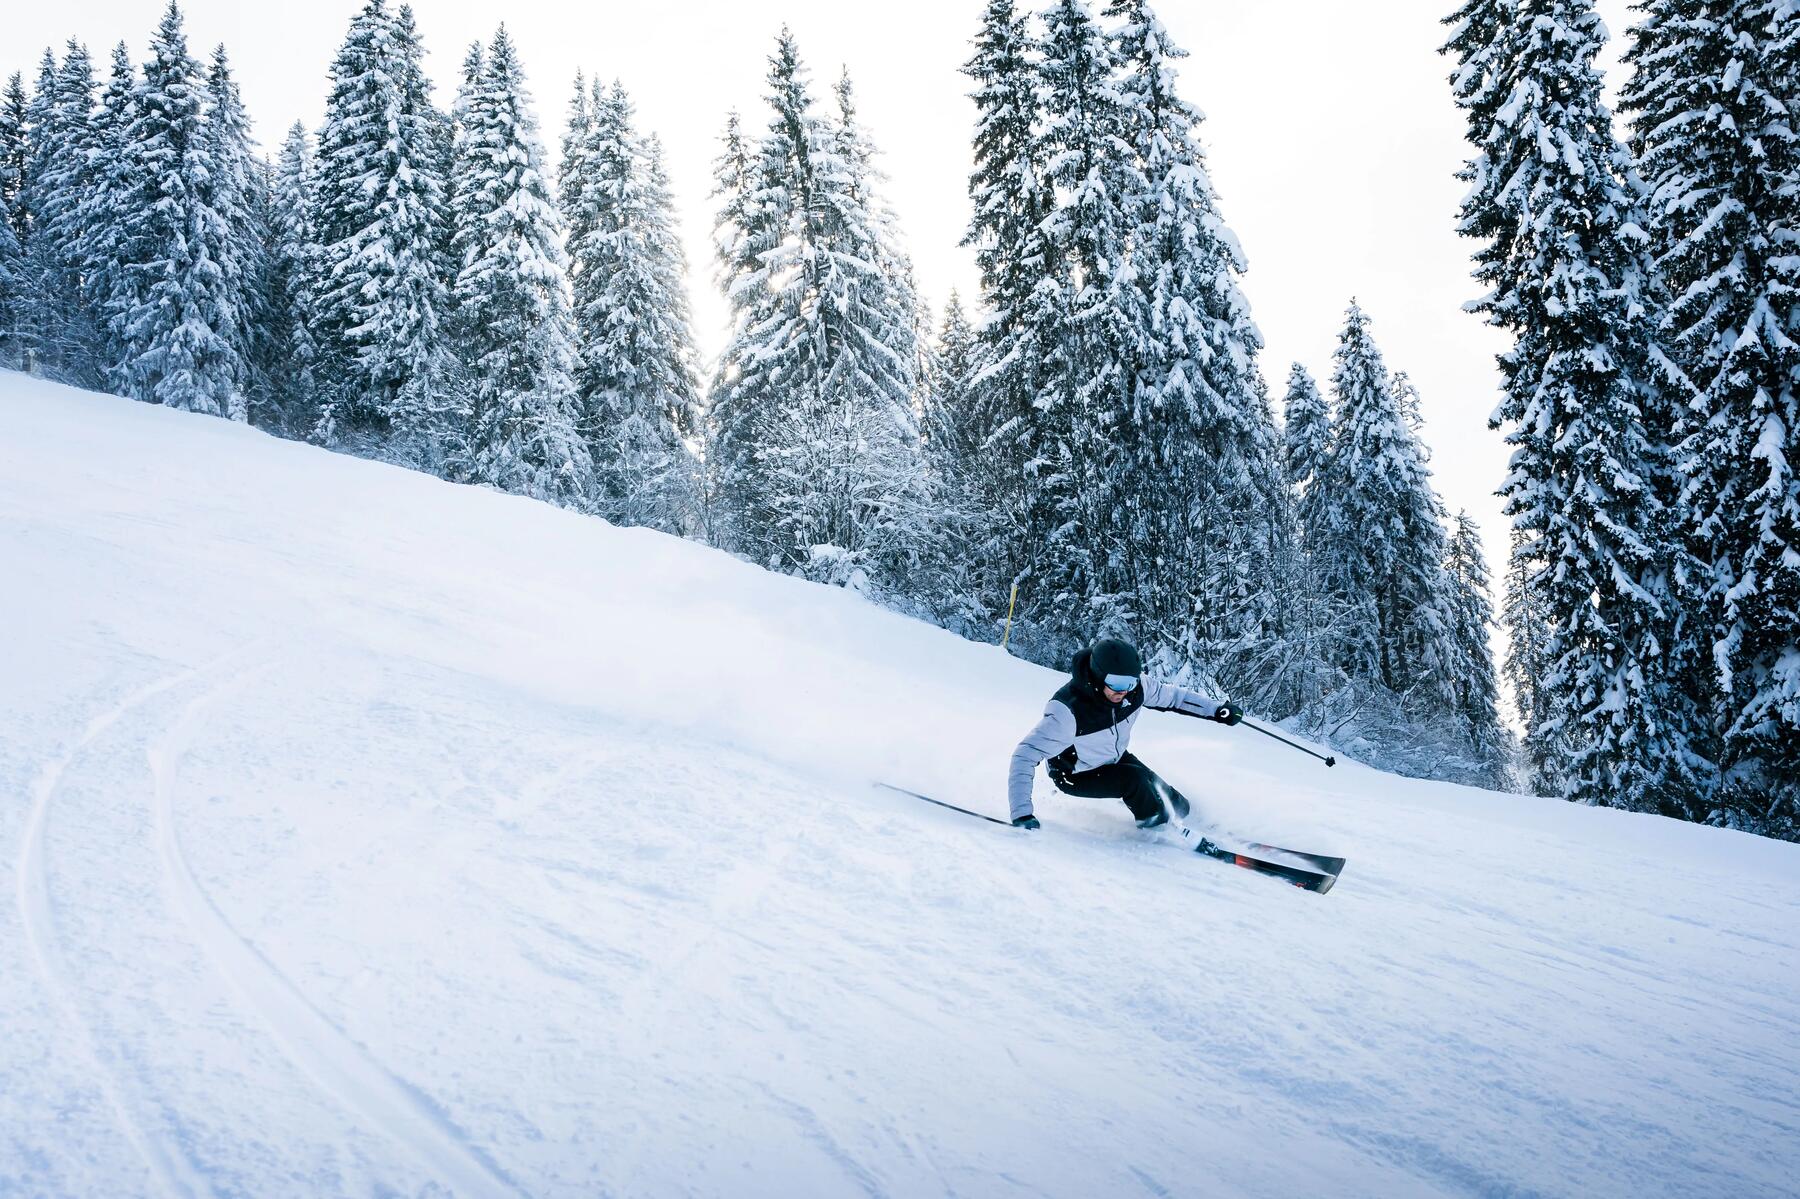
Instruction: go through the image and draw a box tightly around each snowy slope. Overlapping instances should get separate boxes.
[2,373,1796,1199]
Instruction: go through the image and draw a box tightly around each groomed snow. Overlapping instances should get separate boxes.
[2,373,1796,1198]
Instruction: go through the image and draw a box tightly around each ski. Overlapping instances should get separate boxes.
[874,783,1346,892]
[1247,843,1347,879]
[1173,824,1342,893]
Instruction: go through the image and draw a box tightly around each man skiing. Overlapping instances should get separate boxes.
[1007,637,1242,830]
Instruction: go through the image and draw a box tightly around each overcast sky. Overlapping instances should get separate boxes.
[7,0,1639,632]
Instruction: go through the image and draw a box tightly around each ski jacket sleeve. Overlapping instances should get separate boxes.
[1142,678,1226,721]
[1007,700,1076,821]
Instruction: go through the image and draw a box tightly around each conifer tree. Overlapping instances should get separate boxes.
[1029,0,1141,645]
[448,28,590,507]
[709,30,927,585]
[74,44,139,391]
[201,45,265,421]
[311,0,453,443]
[0,200,20,369]
[263,122,322,435]
[1282,362,1331,504]
[118,2,240,416]
[1444,0,1708,815]
[560,77,700,533]
[1314,302,1457,711]
[961,0,1050,622]
[395,4,455,297]
[1107,0,1269,663]
[0,68,25,367]
[923,291,981,477]
[1622,0,1800,825]
[1391,371,1424,432]
[702,108,764,550]
[1445,510,1511,787]
[0,74,26,248]
[911,290,992,627]
[832,70,921,407]
[558,71,593,242]
[1502,525,1562,792]
[22,42,99,382]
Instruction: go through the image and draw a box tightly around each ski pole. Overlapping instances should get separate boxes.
[1174,708,1336,767]
[1240,718,1336,767]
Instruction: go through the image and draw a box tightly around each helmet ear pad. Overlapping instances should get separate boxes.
[1088,637,1142,687]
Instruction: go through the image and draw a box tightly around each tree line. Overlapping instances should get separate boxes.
[1445,0,1798,839]
[12,0,1789,839]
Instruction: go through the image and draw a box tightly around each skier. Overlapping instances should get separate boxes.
[1007,637,1242,830]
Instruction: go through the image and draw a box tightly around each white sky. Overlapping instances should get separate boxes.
[8,0,1637,658]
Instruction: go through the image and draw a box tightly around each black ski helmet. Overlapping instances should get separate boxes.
[1089,637,1142,688]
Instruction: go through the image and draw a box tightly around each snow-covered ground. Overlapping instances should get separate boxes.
[2,373,1796,1199]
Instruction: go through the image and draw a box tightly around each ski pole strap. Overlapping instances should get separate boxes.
[1171,708,1336,767]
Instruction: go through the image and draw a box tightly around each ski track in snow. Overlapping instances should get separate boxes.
[143,654,522,1199]
[15,656,233,1199]
[16,640,519,1197]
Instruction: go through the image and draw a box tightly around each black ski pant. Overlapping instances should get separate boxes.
[1049,752,1189,822]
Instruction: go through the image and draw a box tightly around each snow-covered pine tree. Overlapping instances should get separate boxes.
[395,3,456,315]
[638,133,702,445]
[560,77,700,533]
[1228,367,1313,703]
[1501,523,1562,792]
[73,44,140,393]
[12,51,58,374]
[702,108,765,551]
[262,122,322,436]
[909,289,997,632]
[960,0,1050,629]
[1391,370,1424,432]
[558,71,593,241]
[1443,0,1708,816]
[832,69,921,413]
[117,2,240,416]
[1313,301,1457,714]
[1282,362,1331,505]
[0,74,25,246]
[1444,510,1512,787]
[21,42,99,383]
[1622,0,1800,830]
[708,30,927,589]
[448,28,590,508]
[1107,0,1269,668]
[1254,361,1346,718]
[0,193,19,369]
[200,45,265,422]
[311,0,453,445]
[923,291,981,480]
[0,72,29,367]
[1030,0,1141,648]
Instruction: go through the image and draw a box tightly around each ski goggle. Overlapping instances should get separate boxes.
[1102,673,1139,693]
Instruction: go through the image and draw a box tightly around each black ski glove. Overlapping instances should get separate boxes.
[1214,702,1244,726]
[1012,813,1041,829]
